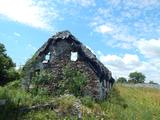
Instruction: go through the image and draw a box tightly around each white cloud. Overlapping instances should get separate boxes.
[123,54,140,64]
[92,22,136,49]
[95,24,113,34]
[0,0,58,30]
[136,39,160,58]
[112,33,136,42]
[63,0,95,7]
[13,32,21,37]
[100,54,141,70]
[99,53,160,83]
[100,54,121,63]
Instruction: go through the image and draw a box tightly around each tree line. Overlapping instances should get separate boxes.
[117,72,157,84]
[117,72,145,84]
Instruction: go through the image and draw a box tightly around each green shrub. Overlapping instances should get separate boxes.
[30,70,54,95]
[0,80,55,120]
[0,85,30,120]
[7,68,20,81]
[58,66,87,97]
[31,70,53,85]
[31,87,49,96]
[80,96,95,108]
[22,110,58,120]
[6,80,21,89]
[117,77,127,83]
[53,94,79,118]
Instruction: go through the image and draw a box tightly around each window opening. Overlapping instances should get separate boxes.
[71,52,78,61]
[42,52,51,63]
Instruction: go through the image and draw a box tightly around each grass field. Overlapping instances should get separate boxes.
[0,81,160,120]
[106,84,160,120]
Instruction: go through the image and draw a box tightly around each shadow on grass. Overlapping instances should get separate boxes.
[0,98,23,120]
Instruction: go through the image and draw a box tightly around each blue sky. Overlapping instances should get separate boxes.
[0,0,160,83]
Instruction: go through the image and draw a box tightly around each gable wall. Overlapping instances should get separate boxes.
[24,39,111,100]
[47,40,107,99]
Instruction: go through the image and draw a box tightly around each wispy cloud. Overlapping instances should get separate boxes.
[135,39,160,58]
[63,0,95,7]
[106,0,160,9]
[0,0,59,30]
[95,24,113,34]
[92,22,136,49]
[13,32,21,37]
[90,0,160,49]
[100,54,141,71]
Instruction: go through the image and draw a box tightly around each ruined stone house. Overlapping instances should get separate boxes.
[22,31,114,100]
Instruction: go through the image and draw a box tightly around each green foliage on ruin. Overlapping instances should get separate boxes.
[28,65,88,97]
[57,65,87,97]
[30,70,54,96]
[31,70,53,86]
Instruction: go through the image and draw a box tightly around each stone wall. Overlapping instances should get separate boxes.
[23,32,114,100]
[42,40,109,100]
[49,58,106,100]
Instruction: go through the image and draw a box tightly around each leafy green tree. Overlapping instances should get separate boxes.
[117,77,127,83]
[128,71,145,84]
[149,81,157,84]
[0,43,19,85]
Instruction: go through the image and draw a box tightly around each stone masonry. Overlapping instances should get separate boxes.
[22,31,115,100]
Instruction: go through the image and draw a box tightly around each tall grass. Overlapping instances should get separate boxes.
[108,84,160,120]
[0,81,160,120]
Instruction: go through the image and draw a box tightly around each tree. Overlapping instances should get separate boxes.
[149,81,158,85]
[117,77,127,83]
[128,71,145,84]
[0,43,19,85]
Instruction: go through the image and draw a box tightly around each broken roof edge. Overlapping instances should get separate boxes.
[53,30,72,39]
[52,30,81,45]
[33,30,81,58]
